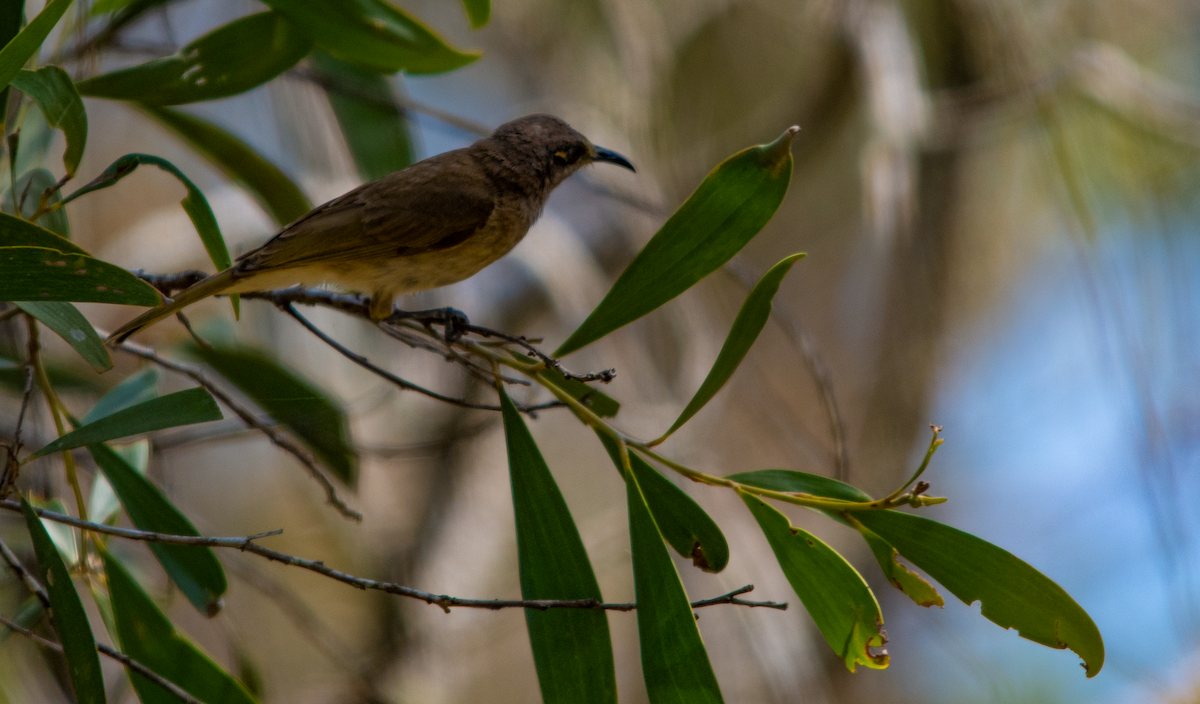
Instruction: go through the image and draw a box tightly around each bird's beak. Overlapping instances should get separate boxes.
[592,146,636,172]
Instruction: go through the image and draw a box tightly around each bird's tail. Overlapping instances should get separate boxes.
[106,269,237,345]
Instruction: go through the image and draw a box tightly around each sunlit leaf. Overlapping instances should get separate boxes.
[626,462,724,704]
[0,0,74,90]
[556,126,798,356]
[19,497,106,704]
[726,468,869,503]
[460,0,490,28]
[8,169,71,237]
[104,553,255,703]
[139,106,311,226]
[500,389,616,704]
[0,246,161,305]
[261,0,479,75]
[850,509,1104,676]
[29,387,222,459]
[0,211,84,252]
[30,496,80,567]
[15,301,112,371]
[77,12,313,105]
[11,67,87,176]
[740,490,888,671]
[859,527,944,608]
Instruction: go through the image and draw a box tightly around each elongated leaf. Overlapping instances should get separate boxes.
[0,211,84,252]
[261,0,479,75]
[626,463,724,704]
[88,440,148,525]
[739,491,888,671]
[859,527,944,608]
[78,12,312,105]
[499,389,616,704]
[726,468,870,503]
[30,496,80,566]
[662,253,803,439]
[29,387,222,458]
[460,0,490,28]
[850,509,1105,677]
[0,1,21,125]
[139,106,311,226]
[11,67,87,176]
[312,51,414,181]
[85,370,158,524]
[556,127,799,356]
[15,301,112,371]
[0,0,74,90]
[8,168,71,237]
[104,553,255,703]
[186,343,356,485]
[83,367,159,424]
[596,433,727,572]
[0,246,160,305]
[20,498,107,704]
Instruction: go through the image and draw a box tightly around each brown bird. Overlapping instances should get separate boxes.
[108,114,634,343]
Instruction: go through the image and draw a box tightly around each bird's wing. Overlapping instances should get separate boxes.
[236,154,496,273]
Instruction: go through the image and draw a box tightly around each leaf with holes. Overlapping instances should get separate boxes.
[15,302,111,371]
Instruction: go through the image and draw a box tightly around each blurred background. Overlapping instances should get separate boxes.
[2,0,1200,702]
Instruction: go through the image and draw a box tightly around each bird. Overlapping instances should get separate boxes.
[107,114,635,344]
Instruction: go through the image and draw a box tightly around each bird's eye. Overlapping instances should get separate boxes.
[554,150,570,163]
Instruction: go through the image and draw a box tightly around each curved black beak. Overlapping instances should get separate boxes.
[592,146,636,172]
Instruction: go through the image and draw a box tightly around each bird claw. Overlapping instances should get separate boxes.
[386,307,469,342]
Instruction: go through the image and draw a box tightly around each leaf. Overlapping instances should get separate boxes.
[311,51,414,182]
[88,440,148,525]
[30,496,80,566]
[139,106,311,226]
[739,490,888,672]
[499,389,616,704]
[186,343,356,485]
[0,211,86,252]
[660,253,804,439]
[725,469,870,503]
[83,367,159,424]
[858,527,944,608]
[0,0,74,91]
[15,301,112,371]
[104,553,256,703]
[88,441,227,615]
[460,0,490,29]
[850,509,1105,677]
[260,0,479,75]
[625,461,724,704]
[0,246,161,305]
[85,369,159,525]
[29,387,222,459]
[77,11,313,105]
[11,67,87,176]
[510,352,620,418]
[555,127,799,356]
[19,497,107,704]
[0,595,46,644]
[8,168,71,237]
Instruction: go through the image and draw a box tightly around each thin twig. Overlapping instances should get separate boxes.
[1,363,35,497]
[0,537,50,607]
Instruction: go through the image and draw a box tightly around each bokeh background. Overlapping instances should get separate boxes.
[3,0,1200,702]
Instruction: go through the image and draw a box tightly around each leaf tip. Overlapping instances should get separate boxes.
[759,126,799,176]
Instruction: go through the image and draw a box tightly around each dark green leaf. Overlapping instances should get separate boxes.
[11,67,87,176]
[0,0,22,129]
[625,462,724,704]
[104,553,255,703]
[850,509,1105,677]
[20,497,106,704]
[260,0,479,75]
[0,211,85,252]
[29,387,222,458]
[556,127,798,356]
[0,246,160,305]
[139,106,311,226]
[725,469,870,503]
[0,0,74,90]
[15,301,112,371]
[8,168,71,237]
[661,253,803,439]
[499,389,616,704]
[77,12,313,105]
[312,51,414,181]
[83,367,159,424]
[0,354,106,393]
[739,491,888,672]
[460,0,490,29]
[186,343,356,485]
[83,370,159,525]
[858,527,944,608]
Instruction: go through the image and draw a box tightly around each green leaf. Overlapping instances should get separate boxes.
[261,0,479,75]
[11,67,87,176]
[499,389,616,704]
[0,0,74,91]
[311,51,414,182]
[84,369,159,525]
[88,440,148,525]
[660,253,803,439]
[0,595,46,644]
[725,469,870,503]
[185,342,356,485]
[0,211,85,252]
[511,352,620,418]
[14,301,112,371]
[859,527,944,608]
[83,367,159,424]
[88,441,227,615]
[460,0,490,28]
[30,495,80,566]
[625,461,724,704]
[77,12,313,105]
[0,246,160,305]
[739,491,888,672]
[104,553,255,703]
[8,168,71,237]
[29,387,222,459]
[850,509,1105,677]
[138,106,311,226]
[19,497,106,704]
[555,127,798,356]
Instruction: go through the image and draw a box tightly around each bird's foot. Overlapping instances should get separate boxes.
[386,307,470,342]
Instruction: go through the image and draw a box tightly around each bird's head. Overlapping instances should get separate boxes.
[483,114,635,192]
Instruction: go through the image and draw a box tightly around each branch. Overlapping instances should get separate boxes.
[0,537,50,608]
